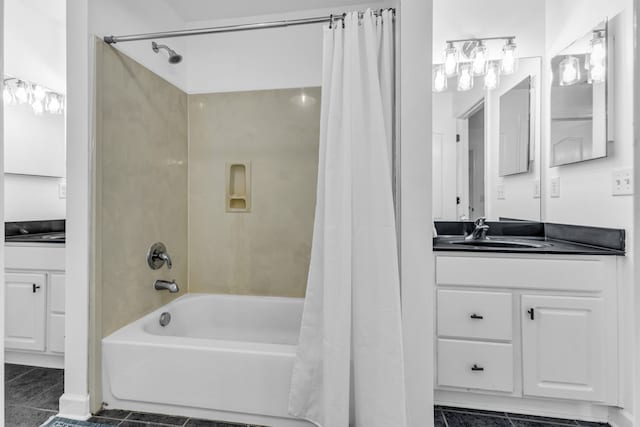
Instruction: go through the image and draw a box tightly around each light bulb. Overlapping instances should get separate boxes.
[589,34,606,66]
[588,31,606,83]
[46,93,62,114]
[444,43,459,77]
[471,42,487,76]
[484,61,500,90]
[433,64,447,92]
[3,82,15,105]
[501,39,518,75]
[14,81,29,104]
[590,63,605,83]
[559,56,581,86]
[32,84,46,101]
[457,63,474,92]
[32,100,44,115]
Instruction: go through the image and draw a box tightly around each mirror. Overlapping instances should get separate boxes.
[432,57,541,222]
[499,77,531,176]
[550,21,608,167]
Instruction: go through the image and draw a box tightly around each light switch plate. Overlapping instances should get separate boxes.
[58,183,67,199]
[612,168,633,196]
[497,183,505,200]
[533,180,541,199]
[550,177,560,198]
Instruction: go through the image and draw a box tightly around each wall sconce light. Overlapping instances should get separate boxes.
[457,63,474,91]
[559,56,581,86]
[433,64,448,92]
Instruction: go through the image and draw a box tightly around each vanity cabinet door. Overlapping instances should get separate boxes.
[521,295,605,402]
[5,273,47,351]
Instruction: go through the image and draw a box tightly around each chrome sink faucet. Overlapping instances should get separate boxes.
[154,279,179,293]
[466,217,490,241]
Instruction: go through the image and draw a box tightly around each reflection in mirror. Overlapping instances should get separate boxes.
[499,77,531,176]
[550,21,608,167]
[432,57,541,222]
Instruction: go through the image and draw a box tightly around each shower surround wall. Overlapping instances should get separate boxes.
[188,88,320,297]
[95,42,188,336]
[95,44,320,339]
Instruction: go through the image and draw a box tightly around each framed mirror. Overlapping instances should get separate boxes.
[550,20,609,167]
[499,77,531,176]
[432,57,541,222]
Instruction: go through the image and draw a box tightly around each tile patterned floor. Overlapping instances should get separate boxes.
[436,406,610,427]
[5,364,64,427]
[4,364,612,427]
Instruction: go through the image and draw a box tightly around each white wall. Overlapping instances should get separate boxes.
[88,0,187,91]
[432,57,542,221]
[4,0,67,221]
[543,1,634,425]
[184,2,388,94]
[433,0,545,64]
[4,175,65,221]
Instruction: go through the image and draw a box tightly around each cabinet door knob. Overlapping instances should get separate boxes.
[471,364,484,372]
[470,313,484,320]
[32,283,41,293]
[527,308,535,320]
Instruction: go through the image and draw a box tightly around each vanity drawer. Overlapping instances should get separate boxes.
[437,290,512,340]
[437,339,514,392]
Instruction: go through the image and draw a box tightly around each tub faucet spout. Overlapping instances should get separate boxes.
[154,279,179,293]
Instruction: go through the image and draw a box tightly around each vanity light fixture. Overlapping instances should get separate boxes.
[433,64,447,92]
[457,63,474,91]
[471,41,488,76]
[501,38,518,75]
[443,42,459,77]
[433,36,518,92]
[559,56,581,86]
[2,76,65,115]
[484,61,501,90]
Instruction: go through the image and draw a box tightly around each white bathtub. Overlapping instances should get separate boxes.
[102,293,312,426]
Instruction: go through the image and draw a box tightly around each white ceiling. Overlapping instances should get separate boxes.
[164,0,382,22]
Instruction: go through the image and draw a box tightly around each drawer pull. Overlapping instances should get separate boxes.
[469,313,484,320]
[32,283,41,293]
[527,308,535,320]
[471,364,484,372]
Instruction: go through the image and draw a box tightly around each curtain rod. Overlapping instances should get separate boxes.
[104,8,396,44]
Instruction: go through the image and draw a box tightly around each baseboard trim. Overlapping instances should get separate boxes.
[5,351,64,369]
[58,393,91,420]
[608,407,633,427]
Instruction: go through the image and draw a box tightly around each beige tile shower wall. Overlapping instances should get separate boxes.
[188,88,320,297]
[95,42,188,336]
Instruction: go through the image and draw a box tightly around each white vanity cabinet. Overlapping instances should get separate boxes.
[435,253,618,412]
[5,243,66,368]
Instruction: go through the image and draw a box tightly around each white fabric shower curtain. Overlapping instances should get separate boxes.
[288,10,406,427]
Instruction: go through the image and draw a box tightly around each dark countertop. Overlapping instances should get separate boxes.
[434,221,625,256]
[5,220,66,244]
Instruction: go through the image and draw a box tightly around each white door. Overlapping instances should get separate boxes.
[5,272,46,351]
[521,295,605,402]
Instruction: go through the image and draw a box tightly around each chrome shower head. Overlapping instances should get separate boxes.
[152,41,182,64]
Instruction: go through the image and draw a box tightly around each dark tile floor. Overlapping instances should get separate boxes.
[436,406,610,427]
[91,409,266,426]
[5,363,63,427]
[4,364,612,427]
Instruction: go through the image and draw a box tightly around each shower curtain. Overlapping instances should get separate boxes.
[288,9,406,427]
